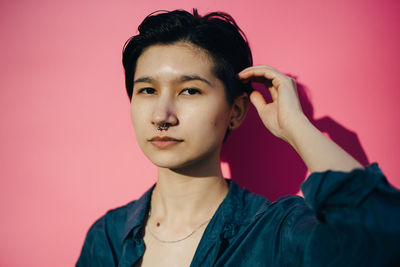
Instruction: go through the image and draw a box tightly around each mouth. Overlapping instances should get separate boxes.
[148,136,183,148]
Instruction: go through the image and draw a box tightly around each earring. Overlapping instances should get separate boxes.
[157,123,169,131]
[229,122,234,128]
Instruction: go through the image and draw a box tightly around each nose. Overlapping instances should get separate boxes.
[151,94,179,129]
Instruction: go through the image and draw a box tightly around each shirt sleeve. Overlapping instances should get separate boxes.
[76,216,117,267]
[299,163,400,267]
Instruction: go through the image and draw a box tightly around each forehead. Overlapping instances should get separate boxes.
[134,42,216,81]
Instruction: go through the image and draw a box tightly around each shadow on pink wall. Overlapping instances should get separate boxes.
[222,80,369,201]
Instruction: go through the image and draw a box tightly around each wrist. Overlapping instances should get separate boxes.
[282,113,313,150]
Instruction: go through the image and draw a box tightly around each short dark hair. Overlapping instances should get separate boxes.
[122,9,253,104]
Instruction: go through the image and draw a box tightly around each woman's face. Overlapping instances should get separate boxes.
[130,42,233,170]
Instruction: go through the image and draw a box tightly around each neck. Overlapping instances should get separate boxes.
[150,159,228,227]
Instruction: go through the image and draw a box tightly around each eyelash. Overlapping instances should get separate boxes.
[180,88,201,95]
[137,88,201,95]
[137,88,156,94]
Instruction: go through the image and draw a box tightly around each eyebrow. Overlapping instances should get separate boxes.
[134,74,213,86]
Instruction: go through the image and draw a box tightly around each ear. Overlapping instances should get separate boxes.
[229,93,250,130]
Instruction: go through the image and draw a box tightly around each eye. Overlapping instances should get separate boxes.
[180,88,201,95]
[138,87,156,94]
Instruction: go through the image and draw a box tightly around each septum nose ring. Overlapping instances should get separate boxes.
[157,123,169,131]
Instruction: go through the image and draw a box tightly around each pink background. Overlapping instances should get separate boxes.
[1,0,399,266]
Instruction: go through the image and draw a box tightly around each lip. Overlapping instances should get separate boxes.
[149,136,183,148]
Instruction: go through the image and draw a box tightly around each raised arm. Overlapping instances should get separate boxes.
[238,65,363,173]
[238,66,400,266]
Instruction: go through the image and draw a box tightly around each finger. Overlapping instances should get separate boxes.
[238,64,280,74]
[249,91,267,114]
[239,65,277,74]
[239,76,274,88]
[238,66,283,83]
[268,86,278,102]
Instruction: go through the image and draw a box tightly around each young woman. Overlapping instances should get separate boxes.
[77,9,400,267]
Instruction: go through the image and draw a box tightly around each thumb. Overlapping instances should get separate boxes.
[250,91,267,114]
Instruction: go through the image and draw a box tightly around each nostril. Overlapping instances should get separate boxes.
[157,122,170,131]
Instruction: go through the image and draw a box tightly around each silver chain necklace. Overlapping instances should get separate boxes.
[146,210,212,243]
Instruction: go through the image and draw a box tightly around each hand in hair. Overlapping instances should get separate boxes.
[238,65,303,143]
[238,65,362,172]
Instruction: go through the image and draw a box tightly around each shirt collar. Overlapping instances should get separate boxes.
[122,184,155,241]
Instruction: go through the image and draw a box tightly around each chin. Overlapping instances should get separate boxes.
[145,152,193,169]
[147,150,213,171]
[151,159,196,170]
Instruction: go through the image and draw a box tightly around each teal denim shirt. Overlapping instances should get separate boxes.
[76,164,400,266]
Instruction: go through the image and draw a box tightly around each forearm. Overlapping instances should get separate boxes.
[285,114,363,173]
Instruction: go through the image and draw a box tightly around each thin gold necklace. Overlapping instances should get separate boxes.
[146,210,212,243]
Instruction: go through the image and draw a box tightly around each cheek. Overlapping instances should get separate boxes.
[212,110,231,137]
[181,101,230,138]
[130,101,148,135]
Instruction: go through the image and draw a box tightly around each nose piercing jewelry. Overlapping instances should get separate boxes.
[157,123,169,131]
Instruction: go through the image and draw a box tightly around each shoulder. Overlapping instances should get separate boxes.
[236,184,317,246]
[221,182,315,266]
[86,183,155,241]
[254,194,315,230]
[229,180,312,224]
[76,200,138,266]
[77,184,154,265]
[83,199,138,246]
[91,199,136,232]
